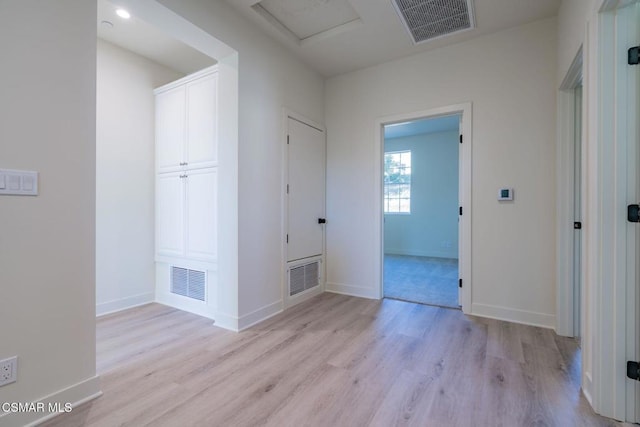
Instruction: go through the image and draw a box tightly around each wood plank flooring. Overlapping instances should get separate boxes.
[43,293,627,427]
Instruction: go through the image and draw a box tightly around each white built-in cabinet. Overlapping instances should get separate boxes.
[156,69,218,173]
[154,66,218,318]
[155,66,218,263]
[155,168,217,261]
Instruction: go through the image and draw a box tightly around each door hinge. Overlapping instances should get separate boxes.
[286,184,289,194]
[459,278,462,288]
[459,206,463,215]
[573,221,582,229]
[286,234,289,243]
[287,135,290,144]
[627,361,640,381]
[629,46,640,65]
[459,134,463,144]
[628,204,640,222]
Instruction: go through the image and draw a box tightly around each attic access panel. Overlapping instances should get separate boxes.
[252,0,361,42]
[392,0,476,44]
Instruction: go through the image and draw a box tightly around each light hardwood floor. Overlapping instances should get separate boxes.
[44,293,626,427]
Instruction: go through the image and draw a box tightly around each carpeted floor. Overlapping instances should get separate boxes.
[383,254,459,309]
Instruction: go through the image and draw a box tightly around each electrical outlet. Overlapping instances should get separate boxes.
[0,357,17,387]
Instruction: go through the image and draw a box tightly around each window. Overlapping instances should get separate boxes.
[384,150,411,213]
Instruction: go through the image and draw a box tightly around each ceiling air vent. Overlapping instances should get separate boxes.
[392,0,475,44]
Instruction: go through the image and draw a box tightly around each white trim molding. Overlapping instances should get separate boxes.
[556,47,583,338]
[0,376,102,427]
[326,282,380,299]
[96,292,154,317]
[238,300,283,331]
[471,303,556,329]
[216,300,285,332]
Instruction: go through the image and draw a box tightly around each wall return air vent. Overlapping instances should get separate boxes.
[289,261,320,297]
[171,267,206,301]
[392,0,475,44]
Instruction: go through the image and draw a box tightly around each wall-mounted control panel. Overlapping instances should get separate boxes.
[498,188,514,201]
[0,169,38,196]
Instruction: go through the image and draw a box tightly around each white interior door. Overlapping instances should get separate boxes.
[287,117,325,262]
[619,1,640,423]
[458,119,463,306]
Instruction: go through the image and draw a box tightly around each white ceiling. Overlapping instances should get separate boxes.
[97,0,216,75]
[384,114,460,139]
[254,0,361,40]
[224,0,561,77]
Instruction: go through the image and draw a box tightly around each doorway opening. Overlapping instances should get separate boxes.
[382,115,460,308]
[94,0,240,333]
[375,103,472,313]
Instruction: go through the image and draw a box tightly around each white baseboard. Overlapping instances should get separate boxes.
[285,285,324,310]
[0,375,102,427]
[155,291,215,320]
[326,282,380,299]
[582,372,593,406]
[384,249,458,259]
[213,311,239,332]
[238,300,283,331]
[96,292,154,317]
[214,300,283,332]
[471,303,556,329]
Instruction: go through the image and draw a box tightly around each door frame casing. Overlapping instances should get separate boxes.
[281,109,327,310]
[585,0,639,420]
[373,103,472,312]
[556,48,583,338]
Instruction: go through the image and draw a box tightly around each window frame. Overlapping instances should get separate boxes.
[383,150,412,215]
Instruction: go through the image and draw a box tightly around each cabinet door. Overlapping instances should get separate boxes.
[185,168,217,261]
[186,73,217,169]
[156,86,186,172]
[156,172,185,257]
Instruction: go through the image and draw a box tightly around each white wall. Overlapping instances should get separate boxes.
[326,17,558,327]
[96,39,185,316]
[155,0,325,328]
[384,130,459,259]
[557,0,596,81]
[0,1,101,425]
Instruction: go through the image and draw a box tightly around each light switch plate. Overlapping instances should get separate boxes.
[0,169,38,196]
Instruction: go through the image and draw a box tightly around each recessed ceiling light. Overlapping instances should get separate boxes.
[115,8,131,19]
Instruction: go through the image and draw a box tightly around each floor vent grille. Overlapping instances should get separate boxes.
[392,0,475,44]
[171,267,206,301]
[289,261,320,297]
